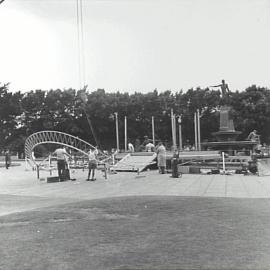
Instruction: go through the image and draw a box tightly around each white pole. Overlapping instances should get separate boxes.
[174,114,177,149]
[48,154,52,175]
[222,152,226,173]
[178,116,182,151]
[112,152,115,165]
[124,116,127,152]
[115,112,119,151]
[25,157,28,171]
[152,116,155,145]
[171,109,175,150]
[179,124,182,151]
[194,112,198,150]
[197,109,201,151]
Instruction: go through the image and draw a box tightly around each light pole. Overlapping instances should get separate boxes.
[114,112,119,151]
[152,116,155,145]
[197,109,201,151]
[171,109,177,150]
[194,112,198,150]
[178,115,183,151]
[124,116,127,152]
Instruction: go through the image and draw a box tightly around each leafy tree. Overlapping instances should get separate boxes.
[0,83,22,151]
[1,83,270,153]
[230,86,270,143]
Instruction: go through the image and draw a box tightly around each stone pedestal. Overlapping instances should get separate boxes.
[212,106,241,142]
[202,106,257,155]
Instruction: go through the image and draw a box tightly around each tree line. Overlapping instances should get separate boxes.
[1,83,270,156]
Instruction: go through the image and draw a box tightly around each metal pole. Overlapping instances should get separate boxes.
[124,116,127,152]
[171,109,176,150]
[174,114,177,149]
[115,112,119,151]
[152,116,155,145]
[222,152,226,174]
[112,152,115,165]
[194,112,198,150]
[178,116,182,151]
[197,109,201,151]
[49,154,52,176]
[171,109,174,150]
[36,165,40,180]
[179,124,182,151]
[25,157,28,171]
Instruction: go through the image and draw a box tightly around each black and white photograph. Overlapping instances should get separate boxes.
[1,0,270,269]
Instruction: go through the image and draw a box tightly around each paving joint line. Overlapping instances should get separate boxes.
[200,175,215,196]
[240,175,252,198]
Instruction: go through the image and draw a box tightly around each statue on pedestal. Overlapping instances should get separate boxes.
[210,80,239,141]
[202,80,259,154]
[211,79,230,100]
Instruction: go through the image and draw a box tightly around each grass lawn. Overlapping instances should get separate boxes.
[1,196,270,270]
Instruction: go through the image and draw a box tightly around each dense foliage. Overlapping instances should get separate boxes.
[0,83,270,154]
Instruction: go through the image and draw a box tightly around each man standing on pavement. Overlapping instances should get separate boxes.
[87,147,99,181]
[53,146,71,181]
[156,141,166,174]
[128,141,135,153]
[5,149,11,169]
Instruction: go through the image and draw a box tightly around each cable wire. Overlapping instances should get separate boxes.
[76,2,99,147]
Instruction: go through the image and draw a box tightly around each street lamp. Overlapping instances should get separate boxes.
[178,115,183,151]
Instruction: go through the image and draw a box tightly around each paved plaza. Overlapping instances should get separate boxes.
[0,162,270,216]
[1,162,270,270]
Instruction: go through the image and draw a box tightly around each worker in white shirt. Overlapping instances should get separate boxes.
[145,142,155,152]
[87,148,99,181]
[128,141,135,153]
[53,146,71,181]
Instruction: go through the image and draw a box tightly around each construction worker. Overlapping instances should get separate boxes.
[145,141,155,152]
[53,146,71,181]
[5,149,11,169]
[247,130,260,142]
[128,141,135,153]
[156,142,166,174]
[87,148,98,181]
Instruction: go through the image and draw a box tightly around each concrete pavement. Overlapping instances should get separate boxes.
[0,162,270,216]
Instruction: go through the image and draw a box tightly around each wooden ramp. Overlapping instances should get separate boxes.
[112,152,157,172]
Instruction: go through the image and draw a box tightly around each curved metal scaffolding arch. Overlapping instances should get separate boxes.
[25,130,107,167]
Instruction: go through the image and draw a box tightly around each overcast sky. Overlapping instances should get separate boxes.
[0,0,270,93]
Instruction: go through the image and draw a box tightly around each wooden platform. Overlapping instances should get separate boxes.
[112,152,157,172]
[177,151,221,160]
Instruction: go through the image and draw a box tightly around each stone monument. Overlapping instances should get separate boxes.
[212,106,241,142]
[202,104,257,155]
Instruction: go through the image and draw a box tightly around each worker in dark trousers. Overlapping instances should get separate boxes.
[86,148,98,181]
[5,149,11,169]
[53,147,71,181]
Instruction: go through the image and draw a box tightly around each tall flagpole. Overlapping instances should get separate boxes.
[115,112,119,151]
[197,109,201,151]
[124,116,127,152]
[174,114,177,149]
[194,112,198,150]
[178,115,182,151]
[171,109,176,150]
[152,116,155,145]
